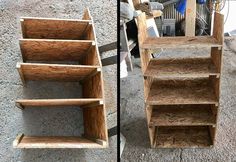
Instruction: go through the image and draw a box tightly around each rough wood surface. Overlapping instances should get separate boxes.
[150,105,216,126]
[16,98,103,108]
[145,57,218,77]
[21,17,92,40]
[185,0,196,36]
[213,12,224,44]
[13,136,105,148]
[141,36,222,49]
[145,105,155,147]
[20,39,95,63]
[147,78,218,105]
[17,63,99,82]
[155,126,213,148]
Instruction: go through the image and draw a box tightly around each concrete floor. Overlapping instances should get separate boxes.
[121,38,236,161]
[0,0,117,161]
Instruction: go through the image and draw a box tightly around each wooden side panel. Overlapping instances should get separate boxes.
[211,47,222,73]
[213,12,224,44]
[18,63,99,82]
[140,49,151,74]
[137,12,148,46]
[146,105,155,147]
[83,105,108,142]
[20,39,93,62]
[82,8,92,20]
[21,18,91,40]
[185,0,196,36]
[143,77,153,101]
[80,45,100,66]
[210,76,220,101]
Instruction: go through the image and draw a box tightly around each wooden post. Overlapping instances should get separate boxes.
[185,0,196,36]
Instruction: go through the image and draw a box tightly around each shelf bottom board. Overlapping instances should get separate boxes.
[13,135,106,148]
[155,126,213,148]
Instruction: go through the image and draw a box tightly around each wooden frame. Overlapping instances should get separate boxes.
[14,8,108,149]
[137,12,223,148]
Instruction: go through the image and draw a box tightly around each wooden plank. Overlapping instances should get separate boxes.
[150,105,216,126]
[147,78,218,105]
[155,126,213,148]
[80,44,100,66]
[21,17,92,40]
[99,42,117,53]
[16,62,25,85]
[213,12,224,45]
[17,63,100,82]
[141,36,222,49]
[145,105,155,147]
[13,136,106,148]
[185,0,196,36]
[211,47,222,74]
[15,98,103,109]
[20,39,95,62]
[137,12,148,46]
[144,57,219,77]
[13,134,24,147]
[82,8,92,20]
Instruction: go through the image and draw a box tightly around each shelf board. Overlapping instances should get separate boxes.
[16,98,103,109]
[147,78,217,105]
[17,62,100,82]
[144,57,219,78]
[141,36,222,49]
[150,105,216,126]
[13,134,106,148]
[21,17,92,40]
[155,126,213,148]
[20,39,95,62]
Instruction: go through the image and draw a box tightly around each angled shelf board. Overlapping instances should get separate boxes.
[147,77,218,105]
[13,134,106,148]
[17,62,100,82]
[144,57,219,78]
[149,105,216,126]
[14,8,108,149]
[138,12,223,148]
[154,126,214,148]
[16,98,103,109]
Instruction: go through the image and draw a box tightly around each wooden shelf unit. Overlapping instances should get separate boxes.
[138,12,223,148]
[14,8,108,149]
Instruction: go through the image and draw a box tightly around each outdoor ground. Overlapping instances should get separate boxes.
[0,0,117,162]
[121,37,236,162]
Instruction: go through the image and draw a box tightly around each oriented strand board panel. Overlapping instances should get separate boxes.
[16,98,103,108]
[155,126,213,148]
[17,63,100,82]
[13,135,105,148]
[141,36,222,49]
[145,57,218,77]
[147,78,218,105]
[20,39,95,62]
[21,18,93,40]
[150,105,216,126]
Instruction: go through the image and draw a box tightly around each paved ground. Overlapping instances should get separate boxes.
[0,0,117,161]
[121,38,236,162]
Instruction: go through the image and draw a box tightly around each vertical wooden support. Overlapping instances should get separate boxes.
[185,0,196,36]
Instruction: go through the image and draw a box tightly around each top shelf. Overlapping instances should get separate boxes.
[141,36,222,49]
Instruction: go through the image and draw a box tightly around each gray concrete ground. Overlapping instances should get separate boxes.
[121,38,236,161]
[0,0,117,161]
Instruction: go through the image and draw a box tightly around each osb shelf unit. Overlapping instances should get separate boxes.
[137,12,223,148]
[13,8,108,149]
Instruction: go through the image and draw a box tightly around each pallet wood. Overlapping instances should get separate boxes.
[20,18,93,40]
[20,39,98,64]
[147,78,218,105]
[16,98,103,109]
[155,126,213,148]
[17,63,100,82]
[150,105,216,126]
[144,57,219,77]
[13,134,106,148]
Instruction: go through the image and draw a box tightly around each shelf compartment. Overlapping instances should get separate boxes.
[147,77,218,105]
[141,36,222,49]
[20,39,99,65]
[16,98,103,109]
[21,17,94,40]
[154,126,214,148]
[144,57,219,78]
[13,134,107,148]
[150,105,216,126]
[17,62,100,82]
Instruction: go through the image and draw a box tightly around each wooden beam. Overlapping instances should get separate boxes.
[185,0,196,36]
